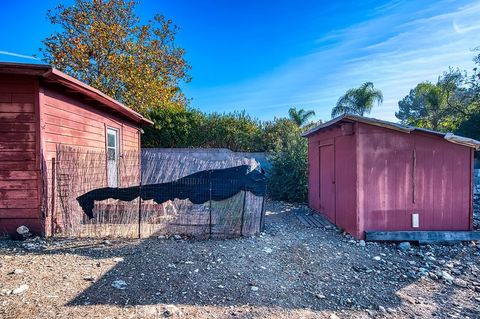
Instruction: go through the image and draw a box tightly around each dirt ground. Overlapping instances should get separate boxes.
[1,201,480,319]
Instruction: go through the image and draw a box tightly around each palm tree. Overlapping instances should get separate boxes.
[331,82,383,118]
[288,107,316,126]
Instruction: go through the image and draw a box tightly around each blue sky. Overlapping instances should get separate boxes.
[1,0,479,122]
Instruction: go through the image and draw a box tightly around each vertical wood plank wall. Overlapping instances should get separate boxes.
[307,124,358,237]
[307,121,473,239]
[357,123,472,236]
[0,74,41,234]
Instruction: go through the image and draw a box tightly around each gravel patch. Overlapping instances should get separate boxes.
[0,201,479,318]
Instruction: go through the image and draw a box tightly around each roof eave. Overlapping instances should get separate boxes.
[47,68,153,126]
[302,113,480,150]
[0,62,153,126]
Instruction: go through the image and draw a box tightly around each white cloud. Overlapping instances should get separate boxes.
[186,0,480,122]
[0,50,39,60]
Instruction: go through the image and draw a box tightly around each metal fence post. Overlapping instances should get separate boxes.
[209,171,212,238]
[137,182,142,239]
[50,157,56,237]
[240,190,247,236]
[259,184,267,232]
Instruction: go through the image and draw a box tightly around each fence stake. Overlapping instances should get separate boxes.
[138,184,142,239]
[50,157,56,237]
[209,171,212,238]
[259,185,267,232]
[240,190,247,236]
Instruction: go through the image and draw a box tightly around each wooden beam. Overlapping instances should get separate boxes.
[365,231,480,242]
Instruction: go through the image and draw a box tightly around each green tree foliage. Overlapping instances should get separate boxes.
[396,66,480,138]
[396,81,453,131]
[41,0,190,113]
[143,108,313,203]
[143,107,318,152]
[331,82,383,118]
[288,107,315,126]
[143,108,264,152]
[267,123,308,203]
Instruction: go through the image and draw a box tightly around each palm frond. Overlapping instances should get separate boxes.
[331,82,383,118]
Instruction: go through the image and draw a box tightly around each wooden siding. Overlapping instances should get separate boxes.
[357,123,472,237]
[306,123,358,237]
[307,120,473,239]
[0,74,41,234]
[40,84,141,235]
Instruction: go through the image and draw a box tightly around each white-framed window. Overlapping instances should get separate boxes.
[106,127,119,187]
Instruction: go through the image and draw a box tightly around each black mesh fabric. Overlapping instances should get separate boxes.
[77,165,266,219]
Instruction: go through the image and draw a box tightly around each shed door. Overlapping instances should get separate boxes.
[319,143,335,223]
[107,128,119,187]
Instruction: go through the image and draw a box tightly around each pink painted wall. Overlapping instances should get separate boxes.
[357,123,472,236]
[0,74,42,235]
[0,72,144,236]
[307,123,358,237]
[307,120,473,239]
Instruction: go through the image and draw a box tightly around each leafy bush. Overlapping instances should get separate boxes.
[143,108,264,152]
[143,108,313,203]
[266,123,308,203]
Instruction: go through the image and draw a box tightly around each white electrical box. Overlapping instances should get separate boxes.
[412,213,419,228]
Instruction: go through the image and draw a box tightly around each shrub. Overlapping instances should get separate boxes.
[267,123,308,203]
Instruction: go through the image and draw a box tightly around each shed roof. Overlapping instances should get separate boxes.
[302,114,480,150]
[0,62,153,126]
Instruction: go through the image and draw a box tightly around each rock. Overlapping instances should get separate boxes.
[378,305,386,313]
[373,256,381,261]
[113,257,124,262]
[330,314,340,319]
[83,275,96,282]
[359,240,366,247]
[12,284,29,294]
[441,271,454,282]
[352,265,367,272]
[0,288,11,296]
[16,225,30,236]
[8,269,24,275]
[316,293,326,299]
[386,307,396,314]
[163,305,178,317]
[173,235,182,240]
[263,247,273,253]
[103,240,112,245]
[452,278,468,288]
[418,268,428,274]
[250,286,259,291]
[399,242,411,250]
[429,272,438,280]
[157,235,166,239]
[111,280,127,290]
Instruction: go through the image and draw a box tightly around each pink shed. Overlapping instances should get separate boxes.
[303,115,478,239]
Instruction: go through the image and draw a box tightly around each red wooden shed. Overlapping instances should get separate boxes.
[0,62,152,236]
[303,114,480,240]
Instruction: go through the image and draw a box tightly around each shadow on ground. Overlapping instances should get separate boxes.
[6,204,479,316]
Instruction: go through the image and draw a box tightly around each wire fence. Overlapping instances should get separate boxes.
[54,144,266,239]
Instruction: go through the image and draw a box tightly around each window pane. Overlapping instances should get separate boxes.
[107,133,116,147]
[107,148,116,160]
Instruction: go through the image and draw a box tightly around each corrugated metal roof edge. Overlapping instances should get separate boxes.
[0,62,153,126]
[302,114,480,150]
